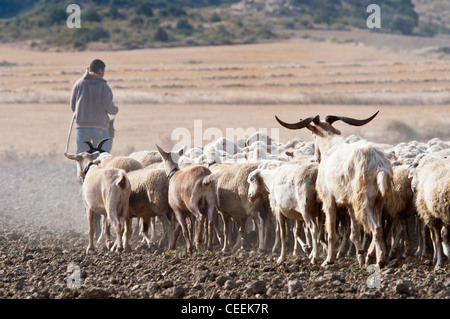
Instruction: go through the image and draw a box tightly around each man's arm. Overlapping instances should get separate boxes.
[102,84,119,116]
[70,82,78,112]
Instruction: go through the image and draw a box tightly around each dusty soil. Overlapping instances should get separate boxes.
[0,159,449,300]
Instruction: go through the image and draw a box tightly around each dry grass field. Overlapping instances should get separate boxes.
[1,36,449,157]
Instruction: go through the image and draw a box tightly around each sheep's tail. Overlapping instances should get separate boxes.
[116,171,128,189]
[377,168,392,199]
[202,172,220,186]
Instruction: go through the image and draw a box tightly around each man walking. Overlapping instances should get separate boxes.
[70,59,118,154]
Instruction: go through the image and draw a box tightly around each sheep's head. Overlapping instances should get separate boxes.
[275,111,379,162]
[65,151,100,184]
[247,170,265,202]
[84,137,111,154]
[275,111,379,137]
[155,144,185,177]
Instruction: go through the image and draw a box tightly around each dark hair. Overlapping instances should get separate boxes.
[89,59,106,74]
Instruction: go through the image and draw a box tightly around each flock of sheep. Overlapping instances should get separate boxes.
[64,111,450,270]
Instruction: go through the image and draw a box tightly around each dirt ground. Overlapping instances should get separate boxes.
[0,157,449,301]
[0,34,449,301]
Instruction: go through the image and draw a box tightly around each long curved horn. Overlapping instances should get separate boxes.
[275,115,319,130]
[97,137,111,150]
[83,141,94,150]
[325,110,379,126]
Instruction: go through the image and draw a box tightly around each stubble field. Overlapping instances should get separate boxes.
[0,32,449,301]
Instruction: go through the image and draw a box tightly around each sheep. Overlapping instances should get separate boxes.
[276,111,393,267]
[204,137,242,156]
[126,168,174,249]
[246,131,275,147]
[247,162,322,264]
[128,150,163,167]
[408,153,450,269]
[210,162,273,252]
[65,151,132,253]
[95,154,144,172]
[156,145,217,252]
[383,165,416,259]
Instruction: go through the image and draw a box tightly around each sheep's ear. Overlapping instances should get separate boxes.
[179,146,186,156]
[155,144,166,157]
[65,153,77,160]
[285,151,294,157]
[247,172,257,183]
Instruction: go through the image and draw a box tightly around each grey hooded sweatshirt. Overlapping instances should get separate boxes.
[70,72,118,131]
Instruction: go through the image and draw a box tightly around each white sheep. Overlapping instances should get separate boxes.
[247,162,322,264]
[276,111,393,267]
[128,150,162,167]
[127,168,174,249]
[210,162,273,252]
[408,154,450,269]
[65,152,132,253]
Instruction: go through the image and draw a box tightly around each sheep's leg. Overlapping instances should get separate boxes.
[220,213,231,252]
[194,215,205,251]
[123,217,132,252]
[93,214,102,241]
[206,204,215,251]
[322,202,337,266]
[212,213,223,247]
[255,211,266,253]
[272,221,280,254]
[234,218,247,251]
[293,220,309,255]
[349,216,364,266]
[429,224,443,270]
[276,209,287,264]
[171,223,181,250]
[305,217,320,265]
[364,203,386,267]
[416,217,428,259]
[337,219,350,259]
[139,217,152,247]
[292,220,301,256]
[149,217,157,242]
[388,219,401,260]
[158,213,173,250]
[86,209,96,253]
[372,202,387,267]
[173,210,193,253]
[441,225,450,259]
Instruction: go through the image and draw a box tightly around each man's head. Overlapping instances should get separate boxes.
[89,59,106,77]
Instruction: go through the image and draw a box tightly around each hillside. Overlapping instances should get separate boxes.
[0,0,448,50]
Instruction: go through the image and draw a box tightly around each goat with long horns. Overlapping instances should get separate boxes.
[275,111,393,267]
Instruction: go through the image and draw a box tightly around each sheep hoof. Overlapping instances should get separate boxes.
[276,257,285,265]
[321,259,334,267]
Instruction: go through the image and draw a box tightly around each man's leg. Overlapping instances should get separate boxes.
[92,128,112,153]
[76,128,93,154]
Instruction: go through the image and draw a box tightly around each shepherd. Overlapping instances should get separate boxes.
[70,59,118,154]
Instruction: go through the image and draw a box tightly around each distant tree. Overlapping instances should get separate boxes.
[47,7,67,25]
[84,6,102,22]
[176,18,193,30]
[390,15,415,35]
[153,27,169,42]
[137,2,154,17]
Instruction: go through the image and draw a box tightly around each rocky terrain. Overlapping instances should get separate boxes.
[0,157,449,300]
